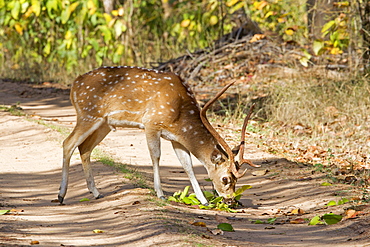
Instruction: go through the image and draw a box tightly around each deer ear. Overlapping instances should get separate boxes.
[211,150,225,165]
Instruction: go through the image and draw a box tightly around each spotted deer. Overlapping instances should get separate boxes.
[58,66,258,205]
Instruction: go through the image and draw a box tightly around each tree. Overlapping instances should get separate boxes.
[307,0,340,40]
[102,0,115,14]
[358,0,370,66]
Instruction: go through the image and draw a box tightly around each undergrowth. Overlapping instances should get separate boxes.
[213,71,370,189]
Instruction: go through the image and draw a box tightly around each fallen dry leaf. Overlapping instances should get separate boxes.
[345,209,364,219]
[290,208,305,215]
[93,229,104,233]
[289,218,306,224]
[132,201,141,205]
[30,240,39,245]
[10,209,24,212]
[191,221,207,227]
[210,228,224,235]
[265,226,275,229]
[114,210,125,214]
[251,170,268,176]
[249,34,266,43]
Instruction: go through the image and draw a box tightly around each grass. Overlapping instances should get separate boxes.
[0,104,25,116]
[209,70,370,189]
[260,74,370,167]
[92,148,150,190]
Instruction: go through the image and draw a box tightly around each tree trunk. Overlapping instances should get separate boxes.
[307,0,339,40]
[102,0,115,14]
[359,0,370,65]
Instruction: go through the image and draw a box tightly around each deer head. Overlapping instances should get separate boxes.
[200,81,259,203]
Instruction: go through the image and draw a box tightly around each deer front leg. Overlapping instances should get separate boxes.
[145,129,165,200]
[171,142,208,205]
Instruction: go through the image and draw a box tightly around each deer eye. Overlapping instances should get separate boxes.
[222,177,229,184]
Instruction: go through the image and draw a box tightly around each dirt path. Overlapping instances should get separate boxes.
[0,80,369,247]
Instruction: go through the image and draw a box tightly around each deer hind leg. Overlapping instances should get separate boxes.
[58,118,104,203]
[145,129,165,199]
[78,123,111,199]
[171,141,208,205]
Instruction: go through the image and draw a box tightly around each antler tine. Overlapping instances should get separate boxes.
[239,103,260,168]
[200,81,235,161]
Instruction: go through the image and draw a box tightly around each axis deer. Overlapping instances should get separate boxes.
[58,66,258,205]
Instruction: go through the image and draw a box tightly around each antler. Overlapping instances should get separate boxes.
[238,103,260,168]
[200,81,246,179]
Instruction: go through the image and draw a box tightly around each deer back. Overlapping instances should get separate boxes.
[71,66,216,149]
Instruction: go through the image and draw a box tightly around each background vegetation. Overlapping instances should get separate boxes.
[1,0,367,83]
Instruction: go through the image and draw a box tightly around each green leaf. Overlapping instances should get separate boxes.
[267,218,277,224]
[204,178,212,182]
[182,197,193,205]
[188,197,200,205]
[326,200,337,206]
[31,0,41,16]
[234,194,242,201]
[322,213,342,225]
[337,198,349,205]
[210,196,223,204]
[61,9,69,24]
[299,57,309,67]
[217,223,234,232]
[308,216,324,225]
[321,20,336,35]
[253,220,265,224]
[43,42,51,56]
[99,25,112,44]
[203,191,214,201]
[180,186,190,200]
[11,1,21,19]
[79,198,90,202]
[320,182,332,186]
[313,40,324,55]
[114,20,126,38]
[0,210,10,215]
[167,196,179,202]
[234,185,252,196]
[46,0,59,18]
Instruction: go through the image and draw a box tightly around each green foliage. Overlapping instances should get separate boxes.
[309,213,343,225]
[0,0,244,83]
[217,223,234,231]
[246,0,307,44]
[252,217,277,224]
[0,104,24,116]
[0,210,10,215]
[314,12,350,55]
[326,198,349,207]
[168,185,251,212]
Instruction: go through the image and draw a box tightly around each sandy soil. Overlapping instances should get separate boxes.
[0,79,369,247]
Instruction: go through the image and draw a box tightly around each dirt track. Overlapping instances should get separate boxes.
[0,79,369,246]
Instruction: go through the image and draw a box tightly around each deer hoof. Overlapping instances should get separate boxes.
[58,195,64,204]
[95,194,104,199]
